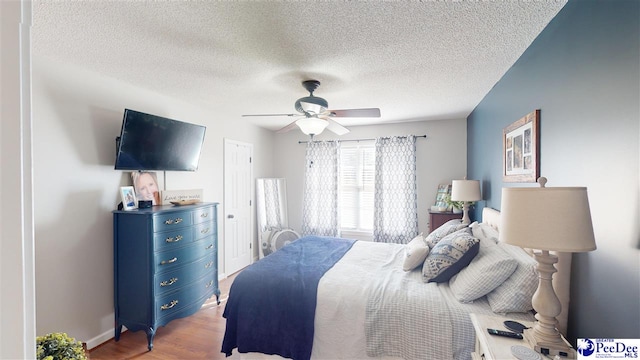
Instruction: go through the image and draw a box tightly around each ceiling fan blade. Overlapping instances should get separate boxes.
[276,120,300,134]
[328,108,381,118]
[242,113,297,117]
[325,118,350,136]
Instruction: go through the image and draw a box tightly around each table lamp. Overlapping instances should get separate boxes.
[451,179,481,224]
[500,177,596,358]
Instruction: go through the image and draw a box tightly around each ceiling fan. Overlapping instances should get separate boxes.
[242,80,381,137]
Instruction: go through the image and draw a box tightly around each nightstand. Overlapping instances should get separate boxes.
[470,313,535,360]
[428,211,462,232]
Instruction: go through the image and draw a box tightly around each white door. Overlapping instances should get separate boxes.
[224,139,253,275]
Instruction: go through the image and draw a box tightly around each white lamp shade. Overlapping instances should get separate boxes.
[296,118,328,136]
[451,180,482,201]
[500,186,596,252]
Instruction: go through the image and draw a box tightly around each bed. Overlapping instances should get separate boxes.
[221,208,571,360]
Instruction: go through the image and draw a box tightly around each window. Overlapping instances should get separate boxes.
[339,142,375,235]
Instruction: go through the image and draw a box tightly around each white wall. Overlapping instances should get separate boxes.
[272,119,468,236]
[1,1,37,358]
[31,56,275,348]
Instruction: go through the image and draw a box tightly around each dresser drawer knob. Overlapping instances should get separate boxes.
[160,277,178,287]
[205,244,214,250]
[164,218,183,225]
[206,280,214,288]
[201,228,210,234]
[205,261,214,269]
[200,213,208,218]
[160,257,178,265]
[160,300,178,310]
[165,235,183,243]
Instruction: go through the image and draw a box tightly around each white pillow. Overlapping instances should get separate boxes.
[403,233,430,271]
[449,240,518,302]
[426,219,467,248]
[470,222,499,245]
[486,242,539,313]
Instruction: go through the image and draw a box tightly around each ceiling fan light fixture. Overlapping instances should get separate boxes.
[296,117,328,136]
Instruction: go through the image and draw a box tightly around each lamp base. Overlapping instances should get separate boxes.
[523,328,576,358]
[461,202,471,225]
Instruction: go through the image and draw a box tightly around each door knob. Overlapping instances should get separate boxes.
[227,214,235,219]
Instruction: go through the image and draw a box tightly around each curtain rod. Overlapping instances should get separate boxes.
[298,134,427,144]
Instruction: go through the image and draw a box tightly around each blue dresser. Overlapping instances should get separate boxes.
[113,202,220,350]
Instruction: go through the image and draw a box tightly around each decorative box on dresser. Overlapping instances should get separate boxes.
[428,210,462,232]
[113,202,220,350]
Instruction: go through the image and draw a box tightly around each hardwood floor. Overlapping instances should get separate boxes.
[90,273,238,360]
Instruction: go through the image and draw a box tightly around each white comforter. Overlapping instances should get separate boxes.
[237,240,533,360]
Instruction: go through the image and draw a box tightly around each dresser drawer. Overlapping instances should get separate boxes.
[194,221,215,241]
[153,228,194,252]
[154,238,214,274]
[156,275,214,321]
[193,206,214,224]
[153,210,194,232]
[154,254,215,296]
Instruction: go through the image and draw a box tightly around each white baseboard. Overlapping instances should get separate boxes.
[85,327,127,350]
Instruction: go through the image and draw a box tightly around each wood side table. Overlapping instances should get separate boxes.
[470,313,576,360]
[470,313,533,360]
[428,210,461,232]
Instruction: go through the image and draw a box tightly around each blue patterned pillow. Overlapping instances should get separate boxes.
[426,219,467,248]
[422,228,480,283]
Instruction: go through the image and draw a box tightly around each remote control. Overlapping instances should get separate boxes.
[487,328,524,339]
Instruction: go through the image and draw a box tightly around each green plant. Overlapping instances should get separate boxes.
[443,193,463,210]
[36,332,87,360]
[443,193,474,210]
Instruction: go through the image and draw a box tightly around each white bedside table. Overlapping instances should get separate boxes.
[470,313,535,360]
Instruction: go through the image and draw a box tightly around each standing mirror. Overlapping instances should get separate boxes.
[256,178,297,258]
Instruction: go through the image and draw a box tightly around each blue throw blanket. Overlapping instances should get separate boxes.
[221,236,356,360]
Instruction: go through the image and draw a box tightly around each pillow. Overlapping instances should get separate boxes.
[422,228,479,283]
[470,222,500,245]
[403,233,430,271]
[486,242,539,313]
[426,219,467,248]
[449,240,518,302]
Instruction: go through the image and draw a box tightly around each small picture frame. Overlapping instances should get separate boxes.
[131,171,160,205]
[120,186,137,210]
[434,184,452,210]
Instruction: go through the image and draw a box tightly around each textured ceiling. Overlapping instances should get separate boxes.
[32,0,567,131]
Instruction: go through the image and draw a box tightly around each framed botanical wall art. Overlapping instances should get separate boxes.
[503,110,540,182]
[120,186,137,210]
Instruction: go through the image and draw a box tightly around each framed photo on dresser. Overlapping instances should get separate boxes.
[120,186,137,210]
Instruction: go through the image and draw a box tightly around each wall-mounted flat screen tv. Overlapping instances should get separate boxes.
[114,109,206,171]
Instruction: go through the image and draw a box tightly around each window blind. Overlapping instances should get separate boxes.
[339,143,375,232]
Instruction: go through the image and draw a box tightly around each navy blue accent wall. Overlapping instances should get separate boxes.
[468,0,639,340]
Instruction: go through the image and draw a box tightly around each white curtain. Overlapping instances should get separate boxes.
[373,135,418,244]
[301,141,340,237]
